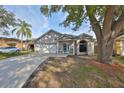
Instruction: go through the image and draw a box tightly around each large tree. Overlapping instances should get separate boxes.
[40,5,124,63]
[12,19,32,50]
[0,6,16,34]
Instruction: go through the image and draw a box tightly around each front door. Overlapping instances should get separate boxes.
[79,40,87,53]
[63,43,69,53]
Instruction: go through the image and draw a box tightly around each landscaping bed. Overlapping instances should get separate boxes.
[23,56,124,88]
[0,51,31,60]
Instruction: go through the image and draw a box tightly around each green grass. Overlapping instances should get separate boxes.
[113,56,124,64]
[0,51,31,60]
[117,56,124,64]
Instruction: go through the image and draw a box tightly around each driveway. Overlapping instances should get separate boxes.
[0,54,49,88]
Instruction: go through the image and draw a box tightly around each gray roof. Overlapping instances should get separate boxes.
[35,29,62,41]
[76,33,93,39]
[35,29,94,41]
[57,33,93,40]
[57,33,76,40]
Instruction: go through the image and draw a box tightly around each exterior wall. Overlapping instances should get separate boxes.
[87,41,94,55]
[0,43,9,47]
[35,43,57,53]
[114,40,121,55]
[16,42,22,49]
[121,40,124,56]
[114,40,124,56]
[34,31,61,54]
[0,38,22,49]
[34,44,40,51]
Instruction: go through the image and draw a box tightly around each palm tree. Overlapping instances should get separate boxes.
[12,19,32,50]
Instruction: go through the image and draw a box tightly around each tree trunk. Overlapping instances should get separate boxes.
[21,34,23,50]
[97,38,114,63]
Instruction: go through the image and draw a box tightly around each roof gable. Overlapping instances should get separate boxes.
[35,29,62,43]
[36,29,62,40]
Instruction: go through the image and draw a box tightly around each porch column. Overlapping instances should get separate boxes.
[87,41,94,56]
[73,41,75,55]
[87,41,91,55]
[57,41,59,54]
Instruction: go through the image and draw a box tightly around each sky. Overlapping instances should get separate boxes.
[3,5,95,39]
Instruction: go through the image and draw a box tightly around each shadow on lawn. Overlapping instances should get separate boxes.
[23,56,124,88]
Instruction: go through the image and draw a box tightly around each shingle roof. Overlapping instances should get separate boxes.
[57,33,76,40]
[76,33,93,39]
[35,29,63,41]
[35,29,94,41]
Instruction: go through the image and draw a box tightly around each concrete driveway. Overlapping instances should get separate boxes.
[0,54,48,88]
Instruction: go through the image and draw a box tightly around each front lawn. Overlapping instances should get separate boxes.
[23,56,124,88]
[113,56,124,64]
[0,51,31,60]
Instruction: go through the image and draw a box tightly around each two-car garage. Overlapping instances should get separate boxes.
[34,30,62,54]
[35,43,57,54]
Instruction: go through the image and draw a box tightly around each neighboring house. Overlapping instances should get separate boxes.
[0,37,34,51]
[113,35,124,56]
[0,37,22,48]
[34,29,95,55]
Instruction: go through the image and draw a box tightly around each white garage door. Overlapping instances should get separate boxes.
[38,44,57,54]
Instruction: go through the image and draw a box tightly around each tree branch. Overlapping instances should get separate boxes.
[86,5,102,40]
[103,6,117,36]
[112,11,124,36]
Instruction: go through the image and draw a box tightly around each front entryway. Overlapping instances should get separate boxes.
[63,43,69,53]
[29,44,34,51]
[79,40,87,54]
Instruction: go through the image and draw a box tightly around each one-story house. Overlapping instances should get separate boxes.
[34,29,95,55]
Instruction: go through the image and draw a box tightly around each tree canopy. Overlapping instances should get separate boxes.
[40,5,124,36]
[0,6,16,34]
[40,5,124,63]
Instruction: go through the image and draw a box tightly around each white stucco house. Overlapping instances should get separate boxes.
[34,29,95,55]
